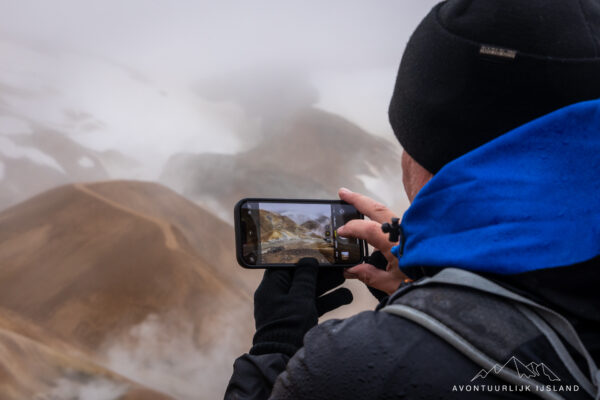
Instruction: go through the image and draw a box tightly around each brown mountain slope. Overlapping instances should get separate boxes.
[0,322,172,400]
[82,180,261,293]
[0,181,246,351]
[259,209,312,241]
[0,181,254,399]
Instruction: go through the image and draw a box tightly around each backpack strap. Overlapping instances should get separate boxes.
[382,268,599,399]
[516,304,598,399]
[383,303,565,400]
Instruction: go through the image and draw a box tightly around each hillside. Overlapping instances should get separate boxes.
[259,209,315,241]
[0,181,255,399]
[160,107,407,222]
[0,128,110,211]
[0,315,172,400]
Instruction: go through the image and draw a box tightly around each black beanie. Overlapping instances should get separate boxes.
[389,0,600,174]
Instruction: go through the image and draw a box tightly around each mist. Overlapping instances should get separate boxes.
[0,0,438,189]
[99,310,253,400]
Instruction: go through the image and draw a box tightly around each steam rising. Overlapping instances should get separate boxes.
[40,378,128,400]
[101,311,252,399]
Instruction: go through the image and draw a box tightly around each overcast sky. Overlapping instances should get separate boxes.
[0,1,437,74]
[0,1,439,177]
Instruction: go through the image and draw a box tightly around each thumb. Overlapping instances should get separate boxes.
[344,263,402,295]
[289,257,319,298]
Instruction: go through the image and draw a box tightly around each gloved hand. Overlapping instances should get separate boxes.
[250,258,353,357]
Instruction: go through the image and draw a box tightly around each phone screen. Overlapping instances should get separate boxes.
[239,200,364,266]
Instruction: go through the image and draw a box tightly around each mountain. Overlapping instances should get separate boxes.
[78,180,258,293]
[0,127,110,211]
[94,149,143,178]
[259,209,315,241]
[0,309,173,400]
[301,217,329,237]
[0,180,256,399]
[160,107,406,223]
[471,356,561,384]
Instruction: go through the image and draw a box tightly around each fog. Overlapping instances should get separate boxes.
[43,378,127,400]
[100,310,252,400]
[0,0,438,184]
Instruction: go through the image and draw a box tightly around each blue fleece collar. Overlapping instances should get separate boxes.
[395,99,600,275]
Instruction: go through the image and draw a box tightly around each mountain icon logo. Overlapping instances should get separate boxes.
[471,356,561,383]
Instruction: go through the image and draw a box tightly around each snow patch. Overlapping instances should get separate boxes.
[78,155,95,168]
[0,136,65,174]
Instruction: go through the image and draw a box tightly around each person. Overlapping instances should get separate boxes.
[225,0,600,398]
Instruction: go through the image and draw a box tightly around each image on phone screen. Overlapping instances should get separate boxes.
[239,200,363,266]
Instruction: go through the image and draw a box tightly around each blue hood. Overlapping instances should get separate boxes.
[395,99,600,275]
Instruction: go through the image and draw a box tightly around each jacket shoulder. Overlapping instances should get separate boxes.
[271,309,480,399]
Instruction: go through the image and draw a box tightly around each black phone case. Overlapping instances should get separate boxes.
[234,197,369,268]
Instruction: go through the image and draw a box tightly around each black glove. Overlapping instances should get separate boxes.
[250,258,353,357]
[363,250,390,302]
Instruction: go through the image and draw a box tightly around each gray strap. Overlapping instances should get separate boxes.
[517,304,596,397]
[383,304,565,400]
[411,268,599,399]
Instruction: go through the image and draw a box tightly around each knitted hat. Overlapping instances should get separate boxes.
[389,0,600,173]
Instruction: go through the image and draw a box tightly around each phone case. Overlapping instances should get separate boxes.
[234,197,369,268]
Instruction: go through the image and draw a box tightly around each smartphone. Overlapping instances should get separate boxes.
[235,198,368,268]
